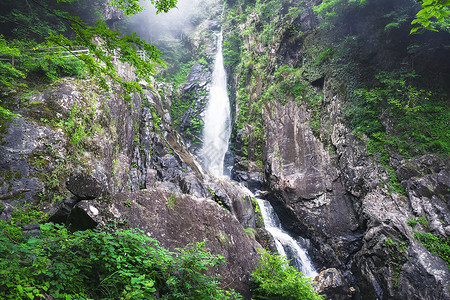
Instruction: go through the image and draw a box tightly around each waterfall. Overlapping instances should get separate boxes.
[200,29,316,277]
[200,31,231,177]
[257,198,317,277]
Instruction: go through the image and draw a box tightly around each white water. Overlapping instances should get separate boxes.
[200,31,231,177]
[257,198,317,277]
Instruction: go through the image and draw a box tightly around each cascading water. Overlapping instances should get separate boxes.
[256,197,317,277]
[200,28,316,278]
[200,31,231,177]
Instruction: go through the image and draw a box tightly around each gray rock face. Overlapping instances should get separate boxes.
[263,101,361,270]
[225,2,450,296]
[265,101,338,202]
[397,244,450,300]
[206,179,257,229]
[101,0,123,26]
[260,91,450,299]
[70,188,261,298]
[66,171,108,199]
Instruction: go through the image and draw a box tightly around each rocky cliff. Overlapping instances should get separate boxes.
[1,0,449,299]
[221,0,450,299]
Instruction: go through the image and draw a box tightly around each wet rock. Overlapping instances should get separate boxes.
[264,101,337,202]
[186,62,210,82]
[0,202,13,222]
[69,188,261,297]
[206,19,221,31]
[101,0,123,25]
[395,155,448,182]
[47,196,80,224]
[255,228,277,253]
[67,204,99,231]
[22,223,41,238]
[66,171,108,199]
[232,170,265,191]
[260,88,450,299]
[206,179,257,229]
[397,244,450,300]
[178,173,209,198]
[314,268,354,300]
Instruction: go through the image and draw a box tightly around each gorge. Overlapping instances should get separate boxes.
[0,0,449,299]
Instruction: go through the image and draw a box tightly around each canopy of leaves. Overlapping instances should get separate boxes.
[411,0,450,33]
[0,0,178,121]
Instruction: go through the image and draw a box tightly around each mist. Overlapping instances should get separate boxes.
[125,0,214,43]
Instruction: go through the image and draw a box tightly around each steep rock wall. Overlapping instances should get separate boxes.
[223,0,450,299]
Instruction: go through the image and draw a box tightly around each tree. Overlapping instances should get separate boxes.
[36,0,179,97]
[0,0,178,122]
[411,0,450,33]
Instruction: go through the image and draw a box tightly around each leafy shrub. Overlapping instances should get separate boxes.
[407,218,417,227]
[347,69,449,194]
[223,35,242,68]
[157,60,194,89]
[417,216,429,230]
[350,69,449,156]
[22,54,85,83]
[0,221,242,300]
[251,249,323,300]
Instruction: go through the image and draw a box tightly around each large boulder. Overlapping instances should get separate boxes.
[68,188,262,298]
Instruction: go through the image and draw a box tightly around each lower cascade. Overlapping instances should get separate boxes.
[200,30,318,278]
[257,198,317,276]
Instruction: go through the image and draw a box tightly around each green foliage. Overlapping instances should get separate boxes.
[0,0,180,103]
[223,35,242,68]
[407,218,418,227]
[110,0,178,15]
[1,41,86,83]
[167,192,176,209]
[347,69,449,193]
[251,249,323,300]
[0,38,85,123]
[48,19,162,101]
[313,48,335,65]
[411,0,450,33]
[59,96,101,149]
[0,203,47,244]
[0,1,71,42]
[197,56,208,66]
[313,0,368,28]
[312,0,450,33]
[417,216,430,229]
[382,237,408,289]
[413,231,450,267]
[0,37,25,88]
[244,227,257,239]
[158,60,194,89]
[0,220,241,299]
[384,10,409,32]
